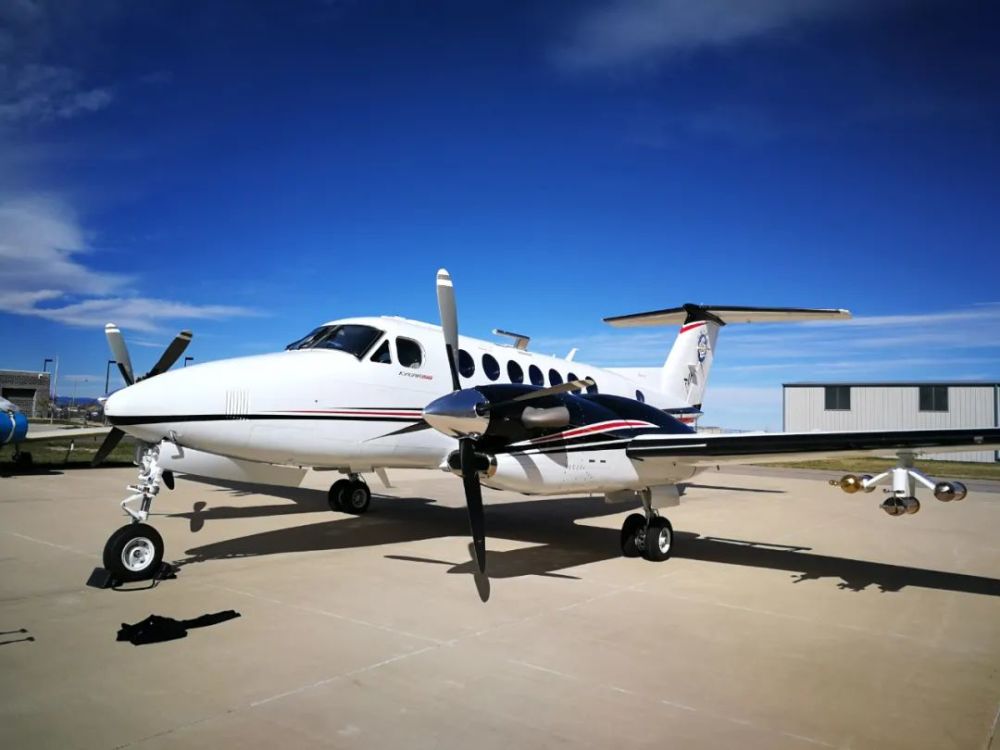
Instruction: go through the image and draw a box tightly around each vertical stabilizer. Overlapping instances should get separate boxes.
[660,317,720,408]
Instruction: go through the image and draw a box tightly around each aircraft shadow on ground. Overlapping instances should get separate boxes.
[170,481,1000,598]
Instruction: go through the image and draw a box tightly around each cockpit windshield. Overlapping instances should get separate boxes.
[286,324,383,358]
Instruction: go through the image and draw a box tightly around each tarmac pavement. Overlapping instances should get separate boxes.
[1,465,998,749]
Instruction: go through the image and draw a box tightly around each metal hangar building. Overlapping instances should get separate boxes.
[782,381,1000,463]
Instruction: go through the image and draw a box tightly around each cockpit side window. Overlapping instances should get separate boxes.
[287,324,383,359]
[396,337,423,368]
[370,340,392,364]
[285,326,326,350]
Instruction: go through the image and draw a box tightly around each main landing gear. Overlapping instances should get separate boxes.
[102,443,174,583]
[619,488,674,562]
[327,474,371,515]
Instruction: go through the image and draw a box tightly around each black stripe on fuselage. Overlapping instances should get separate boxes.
[108,413,422,426]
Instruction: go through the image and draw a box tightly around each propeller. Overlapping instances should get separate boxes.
[105,324,135,385]
[92,427,126,465]
[436,269,462,392]
[428,270,596,574]
[92,324,194,466]
[434,269,490,573]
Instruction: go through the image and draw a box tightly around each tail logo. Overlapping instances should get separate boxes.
[696,333,709,363]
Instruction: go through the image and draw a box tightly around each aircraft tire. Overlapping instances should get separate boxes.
[342,481,371,515]
[328,479,352,512]
[620,513,645,558]
[103,523,164,582]
[642,517,673,562]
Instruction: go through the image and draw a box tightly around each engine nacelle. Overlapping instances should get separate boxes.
[0,408,28,446]
[933,481,967,502]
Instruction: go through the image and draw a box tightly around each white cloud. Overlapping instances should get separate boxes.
[0,194,259,332]
[551,0,864,72]
[0,64,114,124]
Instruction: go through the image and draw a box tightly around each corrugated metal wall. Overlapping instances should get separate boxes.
[783,385,997,462]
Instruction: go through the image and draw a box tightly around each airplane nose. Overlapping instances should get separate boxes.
[103,388,126,418]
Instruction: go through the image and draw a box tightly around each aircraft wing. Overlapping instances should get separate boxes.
[22,426,113,442]
[626,427,1000,466]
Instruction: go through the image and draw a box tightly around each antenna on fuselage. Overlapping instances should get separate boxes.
[492,329,530,350]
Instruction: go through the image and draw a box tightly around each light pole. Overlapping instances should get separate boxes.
[184,356,194,367]
[105,360,116,395]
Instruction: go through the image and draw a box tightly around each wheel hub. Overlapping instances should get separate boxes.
[121,537,154,572]
[653,526,671,553]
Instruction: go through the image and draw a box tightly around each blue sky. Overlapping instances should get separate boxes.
[1,0,998,429]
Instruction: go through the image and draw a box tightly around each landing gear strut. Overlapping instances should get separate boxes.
[328,474,371,515]
[619,488,674,562]
[101,443,172,582]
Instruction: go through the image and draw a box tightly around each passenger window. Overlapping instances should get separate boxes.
[482,353,500,381]
[528,364,544,386]
[396,337,423,369]
[548,369,563,386]
[586,379,598,394]
[635,390,645,403]
[507,360,524,383]
[458,349,475,378]
[370,340,392,364]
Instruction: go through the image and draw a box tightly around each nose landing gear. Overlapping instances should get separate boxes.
[327,474,371,514]
[100,443,171,583]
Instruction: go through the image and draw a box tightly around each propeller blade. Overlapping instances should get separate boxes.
[91,427,125,466]
[436,268,461,392]
[482,378,594,412]
[104,324,135,386]
[460,438,487,574]
[143,330,193,380]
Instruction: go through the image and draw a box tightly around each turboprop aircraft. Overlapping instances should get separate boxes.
[93,270,1000,583]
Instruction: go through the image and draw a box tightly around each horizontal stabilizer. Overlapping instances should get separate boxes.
[604,304,850,328]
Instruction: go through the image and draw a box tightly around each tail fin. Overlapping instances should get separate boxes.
[604,304,850,408]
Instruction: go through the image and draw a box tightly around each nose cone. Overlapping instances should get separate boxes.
[104,368,183,421]
[423,389,489,438]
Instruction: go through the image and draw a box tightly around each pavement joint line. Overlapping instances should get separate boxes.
[506,656,836,747]
[249,644,437,707]
[204,583,447,645]
[988,701,1000,750]
[112,709,237,749]
[3,530,98,559]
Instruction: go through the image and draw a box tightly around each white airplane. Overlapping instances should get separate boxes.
[93,270,1000,583]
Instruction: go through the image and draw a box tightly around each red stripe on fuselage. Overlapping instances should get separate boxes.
[528,420,657,444]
